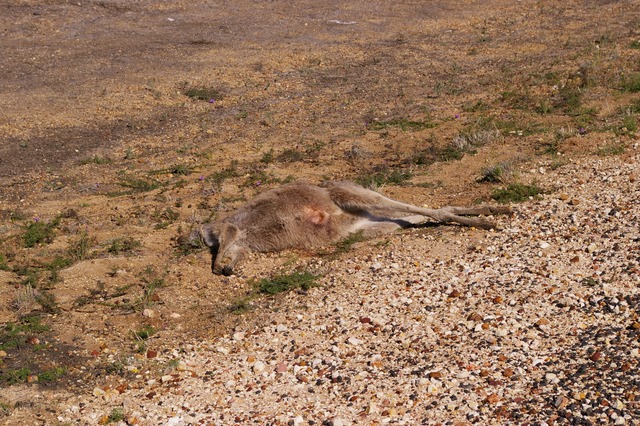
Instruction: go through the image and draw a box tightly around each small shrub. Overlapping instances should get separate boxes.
[107,237,142,255]
[39,366,66,382]
[492,182,543,203]
[355,168,413,188]
[620,73,640,93]
[133,325,156,341]
[0,254,9,271]
[256,271,320,295]
[107,407,125,423]
[596,142,626,156]
[23,217,60,248]
[67,231,94,261]
[111,177,161,196]
[622,114,637,133]
[478,162,513,184]
[184,86,222,101]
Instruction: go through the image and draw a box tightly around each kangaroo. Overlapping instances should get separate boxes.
[200,181,511,275]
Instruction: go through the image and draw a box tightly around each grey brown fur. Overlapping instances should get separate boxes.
[200,181,511,275]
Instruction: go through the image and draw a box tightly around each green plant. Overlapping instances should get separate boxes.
[80,155,112,165]
[355,168,413,188]
[492,182,543,203]
[1,367,31,385]
[256,271,320,295]
[622,114,637,133]
[184,86,222,101]
[260,149,274,164]
[133,325,156,340]
[112,177,161,195]
[596,142,625,156]
[0,401,10,417]
[67,231,94,261]
[478,162,513,184]
[620,73,640,93]
[207,161,240,187]
[35,291,59,313]
[107,237,142,255]
[23,217,60,248]
[0,254,9,271]
[39,366,66,382]
[107,407,125,423]
[333,230,366,256]
[0,316,50,350]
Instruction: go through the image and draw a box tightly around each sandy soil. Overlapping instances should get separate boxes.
[1,0,639,424]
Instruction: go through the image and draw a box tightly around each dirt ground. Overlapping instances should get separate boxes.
[1,0,639,423]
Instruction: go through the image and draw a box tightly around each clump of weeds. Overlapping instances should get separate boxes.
[23,216,61,248]
[492,182,543,203]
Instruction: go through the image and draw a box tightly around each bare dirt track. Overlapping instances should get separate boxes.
[1,0,640,424]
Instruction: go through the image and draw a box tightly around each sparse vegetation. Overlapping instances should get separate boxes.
[23,217,60,248]
[492,182,543,203]
[368,118,437,131]
[80,155,112,165]
[111,176,162,196]
[107,237,142,255]
[256,271,320,295]
[355,167,413,188]
[478,161,514,184]
[0,254,9,271]
[107,407,125,423]
[333,230,366,256]
[596,141,626,156]
[620,73,640,93]
[184,86,222,101]
[67,230,94,261]
[0,316,50,351]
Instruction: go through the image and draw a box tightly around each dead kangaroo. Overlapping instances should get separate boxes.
[200,181,511,275]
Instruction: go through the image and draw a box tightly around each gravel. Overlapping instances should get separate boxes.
[53,151,640,425]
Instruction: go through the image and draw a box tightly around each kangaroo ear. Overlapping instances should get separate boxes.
[200,225,220,248]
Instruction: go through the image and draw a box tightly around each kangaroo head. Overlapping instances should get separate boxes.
[200,222,246,276]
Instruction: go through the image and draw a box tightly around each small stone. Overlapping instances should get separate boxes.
[570,255,580,263]
[590,351,602,361]
[233,332,245,341]
[93,387,106,397]
[216,347,229,355]
[586,243,597,253]
[161,375,173,383]
[276,324,288,333]
[332,418,345,426]
[348,337,363,345]
[569,198,581,205]
[0,350,7,358]
[448,289,461,298]
[142,309,155,318]
[169,313,181,319]
[276,362,288,373]
[631,322,640,330]
[27,374,38,383]
[539,241,551,249]
[146,349,157,358]
[555,396,569,408]
[536,318,550,326]
[559,193,570,201]
[428,371,443,379]
[359,317,371,324]
[292,416,304,426]
[253,361,266,373]
[486,393,500,404]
